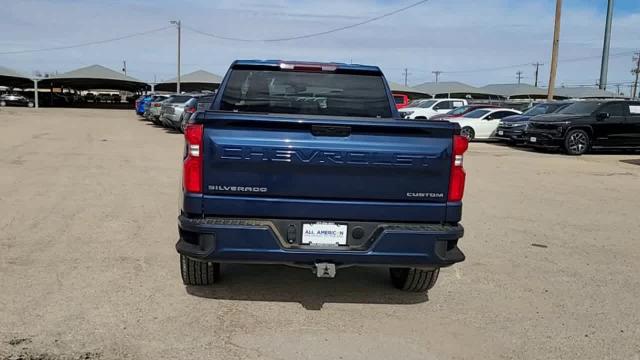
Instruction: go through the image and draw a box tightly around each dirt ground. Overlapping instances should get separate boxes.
[1,107,639,360]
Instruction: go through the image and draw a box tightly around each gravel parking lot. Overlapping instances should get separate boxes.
[1,107,639,360]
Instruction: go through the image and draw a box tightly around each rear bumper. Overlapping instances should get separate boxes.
[163,113,181,125]
[176,215,465,268]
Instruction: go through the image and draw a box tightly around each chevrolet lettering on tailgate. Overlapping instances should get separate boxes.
[219,146,435,167]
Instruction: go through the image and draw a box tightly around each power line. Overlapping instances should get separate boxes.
[0,26,173,55]
[183,0,431,42]
[440,50,636,75]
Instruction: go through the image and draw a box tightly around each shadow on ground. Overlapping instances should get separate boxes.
[186,264,428,310]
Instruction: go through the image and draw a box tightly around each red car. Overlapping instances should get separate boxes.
[430,104,499,120]
[393,93,409,109]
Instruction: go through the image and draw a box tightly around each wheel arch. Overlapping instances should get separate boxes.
[566,125,593,137]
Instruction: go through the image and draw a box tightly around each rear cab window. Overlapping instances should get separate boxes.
[220,69,392,118]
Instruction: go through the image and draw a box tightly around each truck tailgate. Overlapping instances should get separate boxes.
[197,112,457,222]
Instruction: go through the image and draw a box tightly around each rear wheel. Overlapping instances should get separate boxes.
[460,127,475,140]
[564,129,590,155]
[389,267,439,292]
[180,255,219,286]
[0,101,6,107]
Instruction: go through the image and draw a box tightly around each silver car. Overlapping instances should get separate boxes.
[145,95,170,123]
[159,95,196,129]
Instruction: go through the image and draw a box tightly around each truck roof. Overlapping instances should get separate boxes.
[231,60,382,74]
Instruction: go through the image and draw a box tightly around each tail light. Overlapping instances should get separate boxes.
[183,124,203,193]
[153,103,162,107]
[448,135,469,202]
[185,106,196,114]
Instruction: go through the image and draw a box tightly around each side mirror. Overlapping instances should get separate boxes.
[596,112,610,121]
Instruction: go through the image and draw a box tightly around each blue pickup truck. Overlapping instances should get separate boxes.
[176,60,468,292]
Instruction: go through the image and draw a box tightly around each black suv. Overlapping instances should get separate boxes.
[495,102,572,143]
[525,100,640,155]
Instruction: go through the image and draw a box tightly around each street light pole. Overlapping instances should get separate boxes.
[170,20,181,93]
[599,0,614,90]
[547,0,563,101]
[33,78,38,109]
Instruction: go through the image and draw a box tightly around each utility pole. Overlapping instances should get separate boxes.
[599,0,615,90]
[547,0,563,101]
[614,83,621,95]
[403,68,409,86]
[122,60,127,76]
[170,20,181,93]
[632,52,640,99]
[432,71,442,83]
[532,62,543,87]
[516,71,524,85]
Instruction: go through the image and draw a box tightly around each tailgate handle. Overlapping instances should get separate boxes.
[311,125,351,137]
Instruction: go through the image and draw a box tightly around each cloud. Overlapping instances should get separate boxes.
[1,0,638,89]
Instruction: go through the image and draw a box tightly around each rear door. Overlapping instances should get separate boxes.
[477,110,512,137]
[433,100,453,115]
[592,102,628,146]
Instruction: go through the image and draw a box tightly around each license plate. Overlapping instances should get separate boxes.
[302,223,348,246]
[498,130,504,136]
[530,137,537,143]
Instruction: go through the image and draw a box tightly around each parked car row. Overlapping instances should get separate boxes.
[134,93,215,132]
[0,91,140,107]
[450,99,640,155]
[520,100,640,155]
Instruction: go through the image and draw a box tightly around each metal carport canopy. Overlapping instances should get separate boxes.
[388,81,431,97]
[412,81,502,99]
[37,65,149,92]
[0,66,33,89]
[481,83,549,99]
[554,87,623,99]
[155,70,223,92]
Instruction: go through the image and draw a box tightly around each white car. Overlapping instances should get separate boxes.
[448,108,522,140]
[399,98,468,120]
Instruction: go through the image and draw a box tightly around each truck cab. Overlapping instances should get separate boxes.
[176,60,468,293]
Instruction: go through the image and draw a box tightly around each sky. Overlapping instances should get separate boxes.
[2,0,639,93]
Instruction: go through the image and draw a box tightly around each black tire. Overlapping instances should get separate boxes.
[461,127,475,141]
[564,129,590,155]
[389,267,440,292]
[180,255,219,286]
